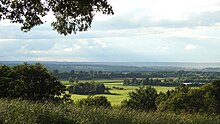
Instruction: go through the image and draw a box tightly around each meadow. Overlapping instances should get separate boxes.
[62,79,175,106]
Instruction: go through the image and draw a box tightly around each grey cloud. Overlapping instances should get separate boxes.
[1,9,220,41]
[92,10,220,30]
[158,11,220,28]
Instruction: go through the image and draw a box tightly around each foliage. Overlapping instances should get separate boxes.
[0,63,67,101]
[121,81,220,114]
[68,82,106,95]
[157,82,219,113]
[77,96,111,107]
[122,86,158,111]
[0,0,113,35]
[209,80,220,113]
[1,99,220,124]
[68,77,74,83]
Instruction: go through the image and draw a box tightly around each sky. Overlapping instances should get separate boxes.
[1,0,220,62]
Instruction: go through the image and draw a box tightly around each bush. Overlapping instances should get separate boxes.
[121,86,158,111]
[77,96,111,107]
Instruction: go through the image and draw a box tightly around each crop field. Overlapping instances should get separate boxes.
[61,79,175,106]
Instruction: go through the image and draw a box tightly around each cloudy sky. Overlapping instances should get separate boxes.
[1,0,220,62]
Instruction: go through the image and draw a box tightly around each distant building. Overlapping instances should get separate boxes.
[182,82,192,85]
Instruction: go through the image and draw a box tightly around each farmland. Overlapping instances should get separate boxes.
[62,79,176,106]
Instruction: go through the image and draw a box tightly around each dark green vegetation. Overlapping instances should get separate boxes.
[123,81,220,113]
[0,0,113,35]
[77,96,111,107]
[51,69,220,86]
[122,86,158,111]
[123,78,204,87]
[68,83,107,95]
[53,69,220,81]
[0,63,70,102]
[1,99,220,124]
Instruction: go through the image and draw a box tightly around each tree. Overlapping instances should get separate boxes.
[68,82,106,95]
[75,77,79,83]
[0,0,114,35]
[121,86,158,111]
[205,80,220,113]
[53,69,59,75]
[157,83,219,113]
[0,63,67,101]
[77,96,111,107]
[69,77,75,84]
[0,65,17,98]
[70,70,75,74]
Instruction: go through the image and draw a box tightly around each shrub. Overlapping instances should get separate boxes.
[77,96,111,107]
[121,86,158,111]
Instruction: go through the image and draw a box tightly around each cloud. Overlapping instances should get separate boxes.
[156,46,170,51]
[63,45,81,52]
[1,0,220,62]
[92,10,220,31]
[185,44,198,50]
[62,39,107,52]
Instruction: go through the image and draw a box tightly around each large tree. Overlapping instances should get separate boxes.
[0,0,114,35]
[0,63,67,101]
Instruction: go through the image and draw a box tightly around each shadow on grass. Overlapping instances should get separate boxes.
[71,92,121,96]
[105,92,121,95]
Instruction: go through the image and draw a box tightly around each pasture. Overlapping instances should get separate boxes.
[61,79,175,106]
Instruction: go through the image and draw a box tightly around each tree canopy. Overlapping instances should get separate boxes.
[0,0,114,35]
[121,86,158,111]
[0,63,67,101]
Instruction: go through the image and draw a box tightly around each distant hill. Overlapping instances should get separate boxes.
[0,61,220,72]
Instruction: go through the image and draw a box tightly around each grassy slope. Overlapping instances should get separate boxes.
[0,99,219,124]
[62,80,175,106]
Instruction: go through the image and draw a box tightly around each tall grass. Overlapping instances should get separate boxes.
[0,99,220,124]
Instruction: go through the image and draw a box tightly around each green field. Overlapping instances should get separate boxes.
[62,79,175,106]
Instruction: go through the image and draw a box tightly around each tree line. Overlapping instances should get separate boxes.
[68,83,107,95]
[123,78,204,87]
[52,70,220,84]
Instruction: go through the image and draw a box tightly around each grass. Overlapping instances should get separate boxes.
[62,79,175,106]
[0,99,220,124]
